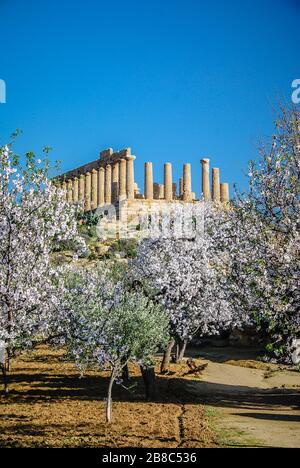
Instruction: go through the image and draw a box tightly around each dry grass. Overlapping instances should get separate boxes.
[0,347,215,448]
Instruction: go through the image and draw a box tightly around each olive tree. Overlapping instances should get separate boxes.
[61,264,169,423]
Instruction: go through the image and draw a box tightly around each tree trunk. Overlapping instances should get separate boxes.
[174,343,180,363]
[106,372,115,424]
[1,366,8,396]
[160,338,175,373]
[140,366,157,400]
[6,358,11,373]
[122,363,130,382]
[177,339,188,362]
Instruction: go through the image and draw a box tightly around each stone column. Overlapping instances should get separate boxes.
[153,183,160,199]
[112,162,119,203]
[159,184,165,199]
[172,183,177,199]
[179,177,184,197]
[212,168,221,202]
[119,158,127,201]
[183,163,192,201]
[62,181,67,200]
[67,180,73,203]
[144,162,154,200]
[91,169,98,210]
[105,164,112,204]
[98,167,105,205]
[164,163,173,201]
[220,183,230,203]
[85,172,91,211]
[79,174,85,202]
[201,159,211,201]
[126,156,136,200]
[73,177,79,203]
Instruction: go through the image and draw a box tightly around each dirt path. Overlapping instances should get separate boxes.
[185,347,300,448]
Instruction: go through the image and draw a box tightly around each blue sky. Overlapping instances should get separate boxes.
[0,0,299,195]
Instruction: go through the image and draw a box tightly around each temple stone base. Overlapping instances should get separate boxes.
[97,198,199,240]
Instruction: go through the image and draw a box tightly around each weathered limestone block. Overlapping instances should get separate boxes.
[100,148,114,162]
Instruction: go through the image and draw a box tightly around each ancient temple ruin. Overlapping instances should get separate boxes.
[58,147,229,205]
[57,147,230,238]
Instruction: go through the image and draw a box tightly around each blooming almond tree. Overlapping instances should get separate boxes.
[0,143,85,393]
[129,203,242,372]
[62,263,169,423]
[226,105,300,362]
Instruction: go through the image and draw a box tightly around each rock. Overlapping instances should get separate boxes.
[94,244,110,256]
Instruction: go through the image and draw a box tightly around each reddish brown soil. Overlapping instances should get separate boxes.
[0,347,215,448]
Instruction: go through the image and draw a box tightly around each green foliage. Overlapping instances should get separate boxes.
[62,262,169,372]
[294,364,300,373]
[108,239,138,259]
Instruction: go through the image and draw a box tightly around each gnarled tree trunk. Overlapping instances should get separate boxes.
[140,365,157,400]
[177,339,188,363]
[160,338,175,373]
[122,363,130,382]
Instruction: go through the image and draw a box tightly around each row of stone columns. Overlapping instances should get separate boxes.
[201,159,229,203]
[143,160,229,202]
[60,156,136,211]
[61,156,229,208]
